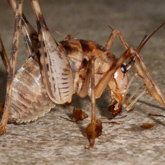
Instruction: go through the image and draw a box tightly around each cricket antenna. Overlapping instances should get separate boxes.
[56,31,66,39]
[56,31,82,40]
[73,31,82,38]
[137,22,165,53]
[137,34,148,52]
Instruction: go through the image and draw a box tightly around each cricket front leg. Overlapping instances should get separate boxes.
[105,25,129,51]
[131,52,165,109]
[85,56,102,149]
[95,48,135,99]
[95,48,138,119]
[105,27,130,116]
[0,0,23,134]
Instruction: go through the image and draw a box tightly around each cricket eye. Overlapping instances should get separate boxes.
[120,64,127,74]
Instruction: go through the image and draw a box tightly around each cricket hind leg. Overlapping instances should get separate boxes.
[8,0,39,58]
[0,33,9,115]
[0,0,23,134]
[0,33,10,73]
[30,0,74,104]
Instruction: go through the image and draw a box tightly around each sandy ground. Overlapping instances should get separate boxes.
[0,0,165,164]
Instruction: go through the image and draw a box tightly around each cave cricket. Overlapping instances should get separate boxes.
[0,0,165,148]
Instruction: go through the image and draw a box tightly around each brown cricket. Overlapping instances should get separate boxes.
[0,0,165,148]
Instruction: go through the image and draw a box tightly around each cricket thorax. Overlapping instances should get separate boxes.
[61,39,116,96]
[60,39,116,73]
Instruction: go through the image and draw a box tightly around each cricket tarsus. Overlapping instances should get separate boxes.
[72,108,88,122]
[86,119,103,149]
[60,108,88,122]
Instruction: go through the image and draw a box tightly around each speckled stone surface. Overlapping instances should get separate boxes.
[0,0,165,164]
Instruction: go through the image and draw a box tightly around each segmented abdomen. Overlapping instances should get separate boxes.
[9,57,55,123]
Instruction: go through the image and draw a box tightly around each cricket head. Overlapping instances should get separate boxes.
[110,64,128,101]
[108,64,129,116]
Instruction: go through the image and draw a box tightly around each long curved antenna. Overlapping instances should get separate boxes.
[137,34,148,52]
[137,22,165,53]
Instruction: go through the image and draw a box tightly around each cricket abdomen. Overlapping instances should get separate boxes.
[9,57,55,123]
